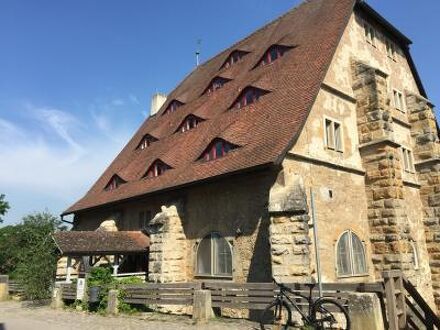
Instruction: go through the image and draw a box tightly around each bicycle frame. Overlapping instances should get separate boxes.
[273,283,316,324]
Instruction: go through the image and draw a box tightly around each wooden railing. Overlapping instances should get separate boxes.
[383,270,440,330]
[121,282,202,306]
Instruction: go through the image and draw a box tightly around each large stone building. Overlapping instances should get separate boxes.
[62,0,440,311]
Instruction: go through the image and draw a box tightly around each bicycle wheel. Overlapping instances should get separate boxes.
[311,298,350,330]
[260,300,292,330]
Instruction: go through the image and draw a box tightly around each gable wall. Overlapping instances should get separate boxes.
[283,10,433,296]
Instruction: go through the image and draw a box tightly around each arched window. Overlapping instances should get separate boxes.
[230,86,269,110]
[336,230,367,277]
[198,138,238,162]
[196,233,232,277]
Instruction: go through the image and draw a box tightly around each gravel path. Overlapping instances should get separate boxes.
[0,300,259,330]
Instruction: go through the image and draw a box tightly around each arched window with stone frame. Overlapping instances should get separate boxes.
[336,230,367,277]
[196,232,233,278]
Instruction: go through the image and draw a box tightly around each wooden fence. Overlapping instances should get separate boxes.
[121,282,202,306]
[8,281,24,295]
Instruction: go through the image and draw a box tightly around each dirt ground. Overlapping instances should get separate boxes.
[0,300,260,330]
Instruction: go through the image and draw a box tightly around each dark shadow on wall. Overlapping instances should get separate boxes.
[0,323,6,330]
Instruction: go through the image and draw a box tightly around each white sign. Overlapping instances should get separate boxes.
[76,278,86,300]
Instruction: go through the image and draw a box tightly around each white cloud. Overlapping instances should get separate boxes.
[0,102,136,224]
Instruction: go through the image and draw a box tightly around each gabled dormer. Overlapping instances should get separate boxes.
[136,134,158,150]
[175,115,204,133]
[143,159,172,178]
[230,86,270,110]
[198,138,239,162]
[256,44,293,67]
[104,175,126,191]
[220,50,249,70]
[202,76,231,95]
[162,99,184,116]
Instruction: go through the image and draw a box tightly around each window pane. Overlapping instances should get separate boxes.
[326,120,335,149]
[197,237,212,275]
[334,123,342,151]
[351,233,367,275]
[213,234,232,276]
[337,232,352,276]
[215,142,223,158]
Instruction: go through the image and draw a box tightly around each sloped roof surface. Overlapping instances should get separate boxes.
[53,231,150,255]
[65,0,356,214]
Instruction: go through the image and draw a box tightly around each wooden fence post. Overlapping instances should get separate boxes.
[383,271,406,330]
[0,275,9,301]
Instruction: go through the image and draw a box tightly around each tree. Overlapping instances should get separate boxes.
[0,211,66,299]
[0,194,10,223]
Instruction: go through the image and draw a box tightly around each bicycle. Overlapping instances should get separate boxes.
[259,278,350,330]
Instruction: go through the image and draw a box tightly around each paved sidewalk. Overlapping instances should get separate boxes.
[0,300,259,330]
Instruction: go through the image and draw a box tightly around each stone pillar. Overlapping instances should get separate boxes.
[406,92,440,310]
[192,289,212,323]
[268,172,311,283]
[0,275,8,301]
[347,293,384,330]
[51,284,64,309]
[147,202,187,283]
[352,61,412,275]
[107,289,119,315]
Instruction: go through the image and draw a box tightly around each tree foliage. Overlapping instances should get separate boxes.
[0,211,66,300]
[0,194,10,223]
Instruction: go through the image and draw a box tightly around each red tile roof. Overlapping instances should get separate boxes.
[64,0,356,215]
[52,231,149,256]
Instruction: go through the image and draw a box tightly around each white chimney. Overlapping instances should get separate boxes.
[150,93,167,116]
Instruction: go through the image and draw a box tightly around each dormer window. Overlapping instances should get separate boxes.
[144,159,172,178]
[221,50,248,70]
[104,175,126,191]
[163,100,184,115]
[199,138,238,162]
[257,45,292,66]
[137,134,158,150]
[176,115,204,133]
[231,86,269,110]
[203,77,231,95]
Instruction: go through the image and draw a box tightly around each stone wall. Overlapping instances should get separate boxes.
[352,61,413,275]
[406,92,440,310]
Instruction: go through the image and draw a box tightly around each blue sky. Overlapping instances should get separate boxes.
[0,0,439,225]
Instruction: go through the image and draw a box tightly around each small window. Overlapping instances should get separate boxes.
[410,241,419,270]
[137,134,158,150]
[203,76,231,95]
[325,118,343,152]
[196,233,232,277]
[138,210,152,229]
[104,175,126,191]
[393,90,405,112]
[176,115,204,133]
[401,147,415,173]
[231,86,269,110]
[364,22,376,47]
[199,138,238,162]
[144,159,172,178]
[386,39,397,60]
[257,45,293,67]
[336,230,367,277]
[163,100,184,115]
[220,50,249,70]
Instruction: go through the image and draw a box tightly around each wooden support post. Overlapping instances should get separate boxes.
[193,289,212,323]
[107,289,119,315]
[383,271,406,330]
[66,256,72,283]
